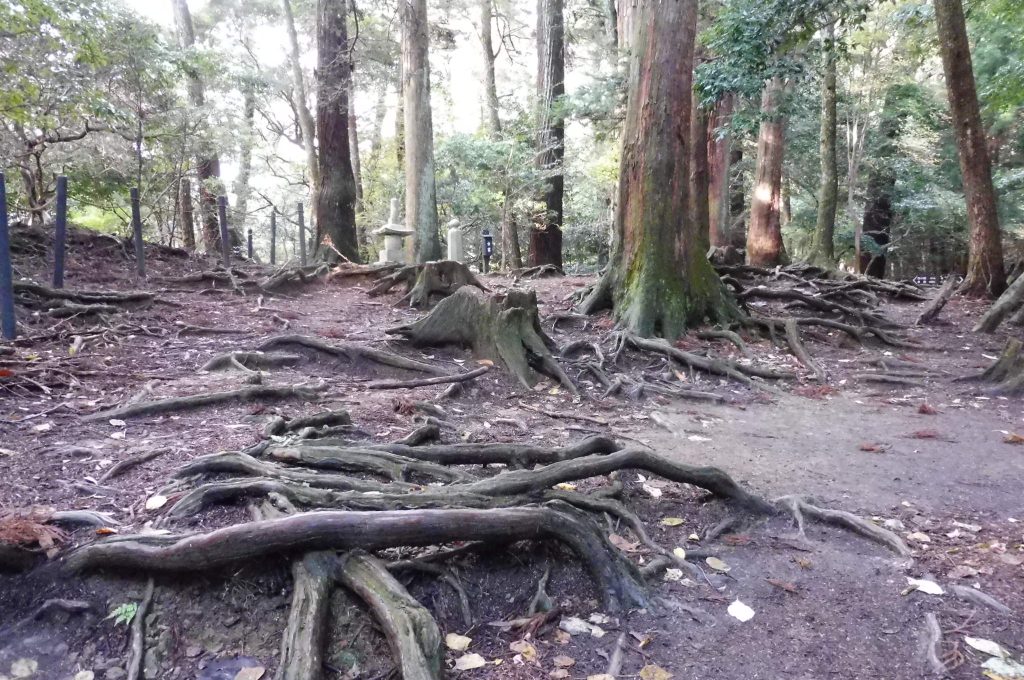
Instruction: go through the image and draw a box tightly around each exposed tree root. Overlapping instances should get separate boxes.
[777,495,911,556]
[974,269,1024,332]
[277,552,335,680]
[14,282,155,318]
[969,338,1024,396]
[366,433,619,467]
[915,276,959,325]
[365,364,491,390]
[784,319,826,382]
[511,264,563,282]
[258,335,449,376]
[738,287,896,328]
[200,351,302,374]
[696,329,754,358]
[268,443,474,483]
[921,612,946,676]
[749,315,919,349]
[127,578,155,680]
[947,583,1012,615]
[337,550,443,680]
[387,287,578,394]
[264,410,353,437]
[83,384,324,421]
[260,263,331,293]
[174,452,399,492]
[368,260,488,308]
[0,544,39,572]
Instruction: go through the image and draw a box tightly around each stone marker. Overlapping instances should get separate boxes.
[446,218,464,262]
[373,198,415,264]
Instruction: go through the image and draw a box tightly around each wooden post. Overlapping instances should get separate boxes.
[247,228,253,260]
[53,175,68,288]
[130,187,146,278]
[0,173,16,339]
[217,196,231,269]
[297,202,307,266]
[270,210,277,265]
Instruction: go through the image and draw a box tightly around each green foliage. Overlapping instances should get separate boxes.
[106,602,139,626]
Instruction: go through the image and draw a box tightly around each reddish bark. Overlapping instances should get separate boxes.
[746,78,788,267]
[708,94,734,249]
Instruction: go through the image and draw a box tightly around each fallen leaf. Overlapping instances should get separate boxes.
[727,599,755,622]
[554,483,576,491]
[642,483,663,499]
[918,403,937,415]
[476,359,494,366]
[908,429,941,439]
[998,553,1024,566]
[549,671,569,679]
[1003,432,1024,445]
[660,517,685,527]
[965,636,1011,659]
[905,577,944,595]
[145,495,168,511]
[95,527,119,535]
[672,547,686,560]
[552,656,575,668]
[74,672,95,680]
[705,556,730,572]
[946,565,978,579]
[454,653,487,671]
[558,617,592,636]
[630,631,653,648]
[0,369,14,378]
[233,668,266,680]
[608,533,640,553]
[445,634,472,651]
[906,532,931,543]
[553,630,571,645]
[982,657,1024,678]
[858,442,883,452]
[109,419,127,427]
[663,568,683,582]
[638,664,673,680]
[722,534,752,546]
[793,557,813,569]
[509,640,536,663]
[587,675,616,680]
[766,578,798,593]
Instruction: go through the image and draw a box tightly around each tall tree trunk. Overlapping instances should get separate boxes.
[401,0,442,262]
[934,0,1006,297]
[395,61,405,169]
[580,0,734,338]
[708,94,733,248]
[282,0,321,194]
[349,86,363,211]
[501,197,523,270]
[810,28,838,267]
[690,90,711,254]
[603,0,618,50]
[233,86,256,230]
[728,145,745,249]
[171,0,236,253]
[314,0,359,262]
[860,87,901,279]
[479,0,501,135]
[746,77,788,267]
[367,83,389,171]
[530,0,565,269]
[179,177,196,250]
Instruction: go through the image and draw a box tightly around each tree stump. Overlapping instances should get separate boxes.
[368,260,487,309]
[387,287,577,394]
[976,338,1024,396]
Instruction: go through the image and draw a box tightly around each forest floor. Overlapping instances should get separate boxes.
[0,227,1022,680]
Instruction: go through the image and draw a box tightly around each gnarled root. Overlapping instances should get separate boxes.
[387,287,578,394]
[200,351,302,374]
[970,338,1024,396]
[260,263,330,293]
[337,551,443,680]
[368,260,487,309]
[82,384,325,421]
[777,495,911,556]
[277,552,335,680]
[258,335,449,376]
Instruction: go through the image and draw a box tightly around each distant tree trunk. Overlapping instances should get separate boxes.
[728,146,745,249]
[401,0,442,262]
[395,62,405,169]
[860,86,903,278]
[233,86,256,230]
[314,0,359,262]
[810,28,838,268]
[935,0,1006,297]
[603,0,618,50]
[531,0,565,269]
[179,178,197,250]
[367,83,389,171]
[746,77,788,267]
[282,0,321,195]
[690,90,711,254]
[580,0,735,338]
[349,87,363,211]
[708,94,733,248]
[501,198,523,270]
[479,0,501,135]
[172,0,237,252]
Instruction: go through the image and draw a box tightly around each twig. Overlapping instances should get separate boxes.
[127,578,155,680]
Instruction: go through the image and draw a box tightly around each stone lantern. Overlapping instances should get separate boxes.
[373,198,414,264]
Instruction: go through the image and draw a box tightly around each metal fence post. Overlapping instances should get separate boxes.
[130,187,146,278]
[217,196,231,269]
[270,210,277,265]
[0,174,15,340]
[297,202,306,266]
[53,175,68,288]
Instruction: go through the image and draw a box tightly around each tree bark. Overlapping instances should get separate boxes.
[233,86,256,230]
[934,0,1006,297]
[479,0,501,135]
[860,86,902,278]
[315,0,360,262]
[810,27,838,267]
[178,178,196,250]
[746,77,788,267]
[401,0,442,262]
[531,0,565,269]
[282,0,322,194]
[349,92,363,212]
[728,145,745,249]
[171,0,236,253]
[501,197,523,270]
[690,89,711,254]
[708,94,733,249]
[580,0,735,338]
[367,83,389,171]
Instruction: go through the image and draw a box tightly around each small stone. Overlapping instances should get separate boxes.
[104,668,126,680]
[73,672,95,680]
[185,646,202,658]
[10,658,38,678]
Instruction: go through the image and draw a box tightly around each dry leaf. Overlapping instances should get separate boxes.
[549,671,569,680]
[608,533,640,553]
[554,630,571,645]
[766,578,798,593]
[672,547,686,560]
[906,531,931,543]
[642,483,663,499]
[233,668,266,680]
[660,517,685,527]
[946,565,978,579]
[95,527,119,535]
[639,664,673,680]
[10,658,39,678]
[909,429,942,439]
[554,483,576,491]
[705,556,730,572]
[918,403,938,415]
[631,631,653,648]
[663,568,683,582]
[552,656,576,668]
[905,577,944,595]
[445,634,472,651]
[145,495,168,511]
[726,600,755,622]
[587,675,616,680]
[793,557,813,569]
[476,359,494,366]
[858,442,883,452]
[509,640,537,663]
[454,653,487,670]
[1003,432,1024,445]
[965,636,1011,659]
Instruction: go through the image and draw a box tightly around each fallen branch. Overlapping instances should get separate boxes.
[277,552,335,680]
[258,335,449,376]
[366,365,491,390]
[83,384,324,421]
[127,578,155,680]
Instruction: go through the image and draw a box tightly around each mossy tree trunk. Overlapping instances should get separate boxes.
[531,0,565,269]
[746,77,788,267]
[580,0,736,339]
[810,23,838,268]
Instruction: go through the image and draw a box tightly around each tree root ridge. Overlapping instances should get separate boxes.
[971,338,1024,396]
[276,552,334,680]
[368,260,488,309]
[83,384,324,421]
[257,334,450,376]
[777,495,911,556]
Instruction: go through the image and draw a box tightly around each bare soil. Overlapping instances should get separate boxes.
[0,228,1021,680]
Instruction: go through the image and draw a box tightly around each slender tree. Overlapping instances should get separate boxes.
[746,77,788,267]
[531,0,565,268]
[479,0,501,136]
[810,24,838,267]
[314,0,359,261]
[690,89,711,254]
[580,0,735,337]
[708,94,734,248]
[282,0,321,195]
[934,0,1006,297]
[401,0,442,262]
